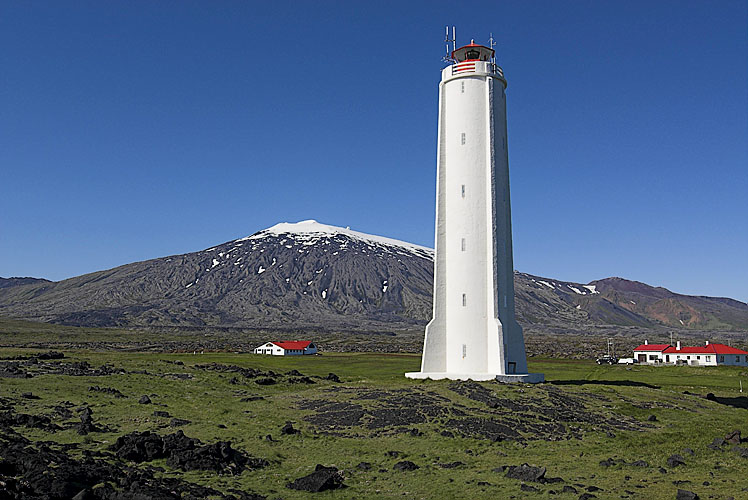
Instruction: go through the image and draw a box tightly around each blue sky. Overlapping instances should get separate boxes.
[1,1,746,301]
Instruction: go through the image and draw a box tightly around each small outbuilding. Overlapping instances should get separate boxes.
[253,341,317,356]
[633,340,748,366]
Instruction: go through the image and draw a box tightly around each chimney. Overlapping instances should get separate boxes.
[644,339,648,345]
[705,340,709,346]
[676,340,682,350]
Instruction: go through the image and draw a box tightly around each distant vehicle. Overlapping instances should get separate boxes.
[596,355,618,365]
[617,357,638,365]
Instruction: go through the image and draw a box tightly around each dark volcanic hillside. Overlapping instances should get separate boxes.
[0,277,51,289]
[0,221,433,331]
[1,220,746,332]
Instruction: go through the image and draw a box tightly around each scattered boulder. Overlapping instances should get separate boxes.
[74,407,101,435]
[682,448,694,456]
[579,494,597,500]
[708,437,725,450]
[240,396,265,402]
[325,373,341,382]
[170,418,191,427]
[439,461,465,469]
[356,461,372,471]
[725,430,741,445]
[393,460,419,471]
[88,386,125,398]
[287,464,345,492]
[138,395,151,404]
[503,464,547,483]
[731,446,748,458]
[647,415,657,422]
[599,458,616,467]
[255,377,276,386]
[676,489,699,500]
[21,392,39,399]
[630,460,649,467]
[280,422,300,435]
[562,485,578,494]
[153,410,171,418]
[520,484,539,492]
[110,430,267,473]
[37,351,64,360]
[667,454,686,468]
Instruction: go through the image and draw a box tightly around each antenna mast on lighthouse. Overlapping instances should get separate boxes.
[443,26,456,63]
[489,32,497,64]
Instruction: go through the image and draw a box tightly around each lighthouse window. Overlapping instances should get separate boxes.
[462,293,466,306]
[461,81,465,93]
[461,185,465,198]
[461,133,466,145]
[466,49,480,60]
[461,238,466,251]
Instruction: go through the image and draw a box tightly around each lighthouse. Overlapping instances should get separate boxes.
[406,37,543,383]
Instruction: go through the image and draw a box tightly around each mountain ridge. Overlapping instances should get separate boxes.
[1,221,746,332]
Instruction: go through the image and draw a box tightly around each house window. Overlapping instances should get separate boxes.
[462,293,466,306]
[706,356,710,361]
[737,357,740,363]
[745,356,747,362]
[696,356,700,360]
[461,238,466,251]
[720,356,724,362]
[461,133,466,145]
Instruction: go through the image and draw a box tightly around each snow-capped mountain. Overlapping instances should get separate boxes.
[0,221,434,331]
[1,220,746,332]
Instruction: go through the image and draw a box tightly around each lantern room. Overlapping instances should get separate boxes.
[452,40,494,62]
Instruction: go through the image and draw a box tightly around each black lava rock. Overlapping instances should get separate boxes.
[676,489,699,500]
[725,429,741,445]
[138,395,151,404]
[393,461,419,471]
[503,464,547,483]
[667,454,686,468]
[280,422,300,435]
[287,464,345,492]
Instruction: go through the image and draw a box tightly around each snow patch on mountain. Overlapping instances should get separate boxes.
[238,220,433,256]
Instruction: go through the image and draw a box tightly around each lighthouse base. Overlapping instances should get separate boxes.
[405,372,544,383]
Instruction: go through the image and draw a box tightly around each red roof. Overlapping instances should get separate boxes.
[633,344,671,352]
[661,343,748,355]
[272,341,312,350]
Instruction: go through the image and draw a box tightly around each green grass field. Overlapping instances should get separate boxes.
[2,348,747,499]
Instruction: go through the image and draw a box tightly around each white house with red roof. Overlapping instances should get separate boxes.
[253,341,317,356]
[633,340,748,366]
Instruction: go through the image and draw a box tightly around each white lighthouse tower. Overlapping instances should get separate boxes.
[406,36,543,383]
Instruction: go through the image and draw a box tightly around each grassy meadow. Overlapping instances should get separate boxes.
[1,346,747,499]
